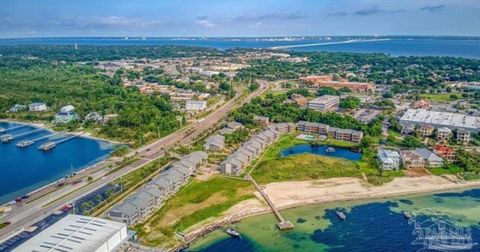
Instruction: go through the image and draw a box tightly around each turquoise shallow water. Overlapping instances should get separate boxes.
[188,188,480,252]
[0,122,117,204]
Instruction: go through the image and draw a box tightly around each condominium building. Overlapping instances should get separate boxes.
[456,129,471,145]
[436,127,452,143]
[204,134,225,152]
[307,95,340,112]
[253,115,270,126]
[400,109,480,132]
[416,124,435,138]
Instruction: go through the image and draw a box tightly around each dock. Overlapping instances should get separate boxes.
[39,133,82,151]
[19,130,66,148]
[246,174,294,230]
[0,124,28,133]
[1,128,45,144]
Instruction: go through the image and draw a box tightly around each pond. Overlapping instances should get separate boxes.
[281,144,362,161]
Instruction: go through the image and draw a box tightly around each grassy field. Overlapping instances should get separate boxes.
[135,176,255,248]
[420,92,463,103]
[429,165,462,176]
[252,153,362,184]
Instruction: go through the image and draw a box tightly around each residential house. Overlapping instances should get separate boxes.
[253,116,270,126]
[377,148,401,170]
[204,134,225,152]
[400,150,425,169]
[9,104,27,113]
[29,102,48,112]
[414,148,444,168]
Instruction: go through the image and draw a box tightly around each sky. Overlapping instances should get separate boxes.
[1,0,479,38]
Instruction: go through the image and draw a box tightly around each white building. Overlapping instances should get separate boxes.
[185,100,207,111]
[377,148,401,170]
[414,148,444,167]
[29,102,48,112]
[14,214,128,252]
[400,109,480,133]
[60,105,75,113]
[307,95,340,112]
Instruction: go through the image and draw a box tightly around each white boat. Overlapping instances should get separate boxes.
[336,211,346,220]
[403,211,412,219]
[325,146,336,153]
[226,228,241,238]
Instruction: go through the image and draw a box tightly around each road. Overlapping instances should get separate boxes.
[0,80,269,241]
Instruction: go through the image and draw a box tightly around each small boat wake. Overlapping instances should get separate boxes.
[270,38,391,50]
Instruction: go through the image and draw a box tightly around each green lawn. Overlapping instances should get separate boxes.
[135,176,255,247]
[420,93,462,103]
[429,165,462,176]
[250,133,403,185]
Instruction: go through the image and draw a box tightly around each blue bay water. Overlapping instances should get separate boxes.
[281,144,362,161]
[0,122,116,204]
[1,38,480,58]
[189,188,480,252]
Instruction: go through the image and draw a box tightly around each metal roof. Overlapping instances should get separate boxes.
[14,214,127,252]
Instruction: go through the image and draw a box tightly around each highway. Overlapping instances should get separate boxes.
[0,80,269,241]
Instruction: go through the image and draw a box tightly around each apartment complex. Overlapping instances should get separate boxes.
[108,151,208,225]
[307,95,340,112]
[297,121,363,143]
[456,129,471,145]
[300,75,374,92]
[436,127,452,143]
[253,115,270,126]
[204,134,225,152]
[220,129,280,175]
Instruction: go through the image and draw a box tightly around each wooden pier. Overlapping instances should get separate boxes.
[246,174,294,230]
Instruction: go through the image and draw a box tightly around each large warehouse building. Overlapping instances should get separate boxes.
[14,215,128,252]
[400,109,480,132]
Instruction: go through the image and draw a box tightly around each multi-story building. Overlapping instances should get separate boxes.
[436,127,452,143]
[400,150,425,169]
[416,124,435,138]
[253,115,270,126]
[456,129,471,145]
[185,100,207,111]
[400,109,480,133]
[204,134,225,152]
[433,145,456,162]
[29,102,48,112]
[377,148,401,170]
[308,95,340,112]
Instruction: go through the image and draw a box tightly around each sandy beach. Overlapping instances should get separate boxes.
[183,175,480,244]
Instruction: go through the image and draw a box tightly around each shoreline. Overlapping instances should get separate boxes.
[0,120,117,207]
[179,175,480,250]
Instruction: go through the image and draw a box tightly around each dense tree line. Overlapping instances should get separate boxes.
[236,51,480,86]
[0,45,223,62]
[0,57,179,146]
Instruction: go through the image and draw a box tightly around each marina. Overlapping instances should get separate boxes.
[1,128,45,143]
[0,121,117,204]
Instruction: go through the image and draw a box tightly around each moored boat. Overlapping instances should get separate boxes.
[226,228,241,238]
[403,211,412,219]
[336,211,346,220]
[325,146,336,153]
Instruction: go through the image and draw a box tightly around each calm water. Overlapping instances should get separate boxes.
[1,38,480,58]
[281,144,362,161]
[188,188,480,252]
[0,122,116,204]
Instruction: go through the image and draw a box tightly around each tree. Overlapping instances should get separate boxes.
[383,91,393,98]
[248,82,259,92]
[317,87,339,96]
[339,96,360,110]
[401,136,423,148]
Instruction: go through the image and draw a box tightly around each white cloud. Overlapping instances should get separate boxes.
[196,19,215,28]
